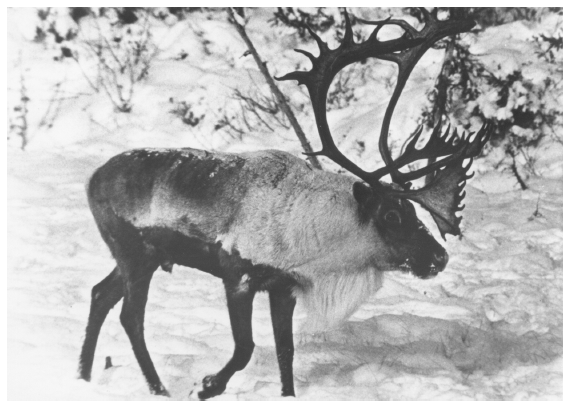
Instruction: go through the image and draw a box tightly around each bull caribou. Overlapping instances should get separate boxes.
[78,8,489,399]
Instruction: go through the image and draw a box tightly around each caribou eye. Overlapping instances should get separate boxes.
[384,210,402,225]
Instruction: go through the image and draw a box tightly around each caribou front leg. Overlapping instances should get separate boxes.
[197,282,255,400]
[269,289,296,397]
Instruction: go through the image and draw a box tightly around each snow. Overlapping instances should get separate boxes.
[7,8,563,401]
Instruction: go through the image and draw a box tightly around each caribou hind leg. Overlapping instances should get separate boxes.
[197,282,256,400]
[78,267,124,381]
[82,203,169,396]
[269,289,296,397]
[117,256,169,396]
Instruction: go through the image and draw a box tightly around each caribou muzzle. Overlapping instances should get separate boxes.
[403,246,449,280]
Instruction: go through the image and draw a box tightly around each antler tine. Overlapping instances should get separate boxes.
[342,9,354,45]
[373,121,443,175]
[421,7,435,21]
[391,122,490,184]
[306,25,329,54]
[293,48,317,64]
[372,122,447,179]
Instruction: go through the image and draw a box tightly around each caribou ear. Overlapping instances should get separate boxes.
[352,182,373,205]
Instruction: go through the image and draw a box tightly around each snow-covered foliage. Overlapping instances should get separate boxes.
[469,14,562,143]
[418,8,562,184]
[7,7,562,400]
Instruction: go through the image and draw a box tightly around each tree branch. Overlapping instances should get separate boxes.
[227,7,322,169]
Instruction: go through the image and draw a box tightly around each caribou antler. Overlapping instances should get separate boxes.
[389,122,492,236]
[276,10,426,187]
[277,8,490,238]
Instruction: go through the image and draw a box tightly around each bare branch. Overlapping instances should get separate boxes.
[227,7,322,169]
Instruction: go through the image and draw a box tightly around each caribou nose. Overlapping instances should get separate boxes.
[433,251,449,270]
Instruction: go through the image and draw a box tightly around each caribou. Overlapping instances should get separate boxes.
[78,8,490,400]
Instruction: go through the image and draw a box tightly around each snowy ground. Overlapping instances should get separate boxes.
[7,8,563,400]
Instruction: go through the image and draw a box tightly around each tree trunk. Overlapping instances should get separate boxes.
[227,8,322,170]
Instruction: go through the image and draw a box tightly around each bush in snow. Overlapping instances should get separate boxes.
[417,7,562,182]
[215,87,291,140]
[72,8,157,113]
[169,99,205,128]
[269,7,336,40]
[7,68,30,150]
[34,7,158,113]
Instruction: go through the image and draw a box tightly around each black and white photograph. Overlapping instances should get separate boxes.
[7,6,564,400]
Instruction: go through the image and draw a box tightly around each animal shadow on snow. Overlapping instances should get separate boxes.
[296,314,561,388]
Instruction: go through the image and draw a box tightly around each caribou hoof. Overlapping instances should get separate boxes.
[150,384,170,397]
[197,374,226,400]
